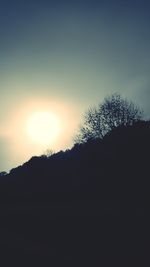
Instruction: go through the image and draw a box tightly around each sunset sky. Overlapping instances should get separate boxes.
[0,0,150,171]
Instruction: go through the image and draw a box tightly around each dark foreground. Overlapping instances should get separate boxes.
[0,122,150,266]
[0,200,149,266]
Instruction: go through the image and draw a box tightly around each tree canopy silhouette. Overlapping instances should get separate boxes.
[76,93,143,143]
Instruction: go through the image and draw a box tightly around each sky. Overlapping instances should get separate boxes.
[0,0,150,171]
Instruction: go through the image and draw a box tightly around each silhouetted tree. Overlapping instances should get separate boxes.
[76,93,143,143]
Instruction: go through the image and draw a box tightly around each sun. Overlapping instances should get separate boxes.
[26,111,61,147]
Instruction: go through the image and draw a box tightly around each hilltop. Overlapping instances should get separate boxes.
[0,120,150,266]
[1,120,150,205]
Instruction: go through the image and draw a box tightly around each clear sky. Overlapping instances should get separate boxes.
[0,0,150,171]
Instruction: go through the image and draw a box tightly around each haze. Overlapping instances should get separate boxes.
[0,0,150,171]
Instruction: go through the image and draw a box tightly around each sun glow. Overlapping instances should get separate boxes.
[0,98,79,171]
[26,111,61,146]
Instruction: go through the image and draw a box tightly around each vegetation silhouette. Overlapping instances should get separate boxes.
[0,99,149,265]
[75,93,143,143]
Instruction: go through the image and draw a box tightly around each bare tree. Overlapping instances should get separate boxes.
[75,93,143,143]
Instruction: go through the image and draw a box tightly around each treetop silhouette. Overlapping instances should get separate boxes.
[75,93,143,143]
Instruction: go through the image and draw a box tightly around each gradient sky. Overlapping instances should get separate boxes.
[0,0,150,171]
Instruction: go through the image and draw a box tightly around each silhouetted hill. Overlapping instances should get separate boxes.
[0,120,150,266]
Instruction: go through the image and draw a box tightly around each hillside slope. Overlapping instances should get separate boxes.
[0,120,149,266]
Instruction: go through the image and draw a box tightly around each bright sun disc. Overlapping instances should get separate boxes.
[26,111,61,146]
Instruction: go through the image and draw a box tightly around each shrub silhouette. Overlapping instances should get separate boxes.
[75,93,143,143]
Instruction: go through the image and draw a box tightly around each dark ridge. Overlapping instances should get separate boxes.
[0,120,150,266]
